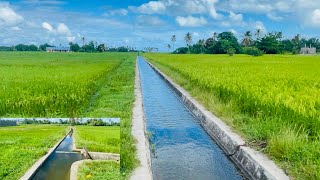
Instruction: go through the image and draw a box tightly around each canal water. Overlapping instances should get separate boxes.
[32,131,83,180]
[138,57,244,180]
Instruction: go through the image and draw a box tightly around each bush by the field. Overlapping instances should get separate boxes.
[242,47,264,56]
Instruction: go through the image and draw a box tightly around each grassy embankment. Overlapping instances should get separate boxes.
[145,53,320,179]
[0,52,137,179]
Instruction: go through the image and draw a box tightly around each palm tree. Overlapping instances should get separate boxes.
[255,29,262,40]
[171,35,176,51]
[81,37,85,47]
[213,32,218,41]
[185,32,192,53]
[241,31,253,47]
[167,44,171,52]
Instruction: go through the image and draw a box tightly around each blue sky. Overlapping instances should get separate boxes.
[0,0,320,51]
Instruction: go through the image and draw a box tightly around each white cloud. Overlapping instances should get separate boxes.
[0,2,24,26]
[254,21,267,33]
[229,29,237,35]
[104,9,128,16]
[267,13,283,21]
[42,22,73,42]
[136,1,166,14]
[311,9,320,26]
[176,16,207,27]
[229,11,243,22]
[11,26,21,31]
[193,32,200,37]
[136,15,165,26]
[66,36,75,42]
[131,0,220,19]
[57,23,71,36]
[42,22,53,31]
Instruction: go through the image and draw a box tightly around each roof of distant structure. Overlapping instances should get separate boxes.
[46,46,70,51]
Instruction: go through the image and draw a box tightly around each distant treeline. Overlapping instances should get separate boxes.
[0,41,138,53]
[170,31,320,56]
[21,119,120,126]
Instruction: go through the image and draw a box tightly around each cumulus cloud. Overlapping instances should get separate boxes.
[42,22,74,42]
[0,2,24,26]
[131,0,220,19]
[42,22,53,31]
[136,1,166,14]
[57,23,71,36]
[176,16,207,27]
[311,9,320,26]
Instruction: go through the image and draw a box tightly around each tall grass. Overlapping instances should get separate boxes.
[145,53,320,179]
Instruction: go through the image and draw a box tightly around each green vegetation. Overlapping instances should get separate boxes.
[171,31,320,55]
[0,52,136,179]
[77,161,120,180]
[145,53,320,179]
[0,125,68,179]
[74,126,120,153]
[0,52,125,117]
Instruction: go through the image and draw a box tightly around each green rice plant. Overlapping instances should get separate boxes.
[145,53,320,179]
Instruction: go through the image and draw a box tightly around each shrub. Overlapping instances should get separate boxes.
[243,47,264,56]
[227,48,235,56]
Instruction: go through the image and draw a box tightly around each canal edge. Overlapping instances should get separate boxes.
[130,57,153,180]
[144,58,289,180]
[20,128,73,180]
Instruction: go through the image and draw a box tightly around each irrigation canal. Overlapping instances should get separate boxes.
[32,130,83,180]
[138,57,244,180]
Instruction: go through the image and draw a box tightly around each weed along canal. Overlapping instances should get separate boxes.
[138,57,244,180]
[32,129,83,180]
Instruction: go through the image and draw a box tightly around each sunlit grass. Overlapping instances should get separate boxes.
[74,126,120,153]
[77,160,120,180]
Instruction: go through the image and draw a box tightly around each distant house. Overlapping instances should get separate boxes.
[46,46,70,52]
[300,44,316,54]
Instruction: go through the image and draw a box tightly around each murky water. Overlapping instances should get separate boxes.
[138,57,244,180]
[32,132,83,180]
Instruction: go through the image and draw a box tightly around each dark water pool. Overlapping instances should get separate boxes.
[31,132,83,180]
[138,57,244,180]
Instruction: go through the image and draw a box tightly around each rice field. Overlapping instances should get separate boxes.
[145,53,320,179]
[0,52,129,117]
[0,125,68,179]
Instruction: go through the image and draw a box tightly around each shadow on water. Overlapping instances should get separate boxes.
[32,130,83,180]
[138,57,244,180]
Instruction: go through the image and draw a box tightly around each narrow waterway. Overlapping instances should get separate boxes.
[32,131,83,180]
[138,57,244,180]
